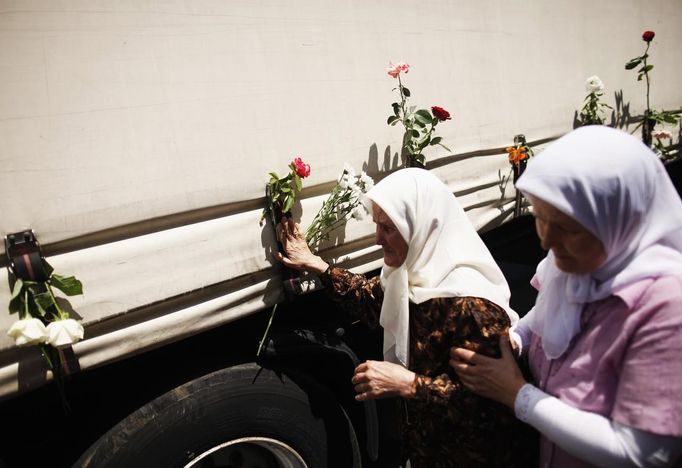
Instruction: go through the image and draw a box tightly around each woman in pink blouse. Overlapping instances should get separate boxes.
[450,126,682,467]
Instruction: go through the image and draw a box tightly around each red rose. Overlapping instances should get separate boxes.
[431,106,451,121]
[292,157,310,178]
[642,30,655,42]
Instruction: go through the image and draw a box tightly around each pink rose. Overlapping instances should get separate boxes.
[431,106,451,121]
[387,62,410,78]
[642,30,655,42]
[652,130,672,140]
[292,157,311,178]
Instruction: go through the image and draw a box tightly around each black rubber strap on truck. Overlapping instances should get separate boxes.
[261,329,380,462]
[4,230,49,282]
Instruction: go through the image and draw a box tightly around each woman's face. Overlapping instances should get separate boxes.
[530,195,607,274]
[372,204,408,267]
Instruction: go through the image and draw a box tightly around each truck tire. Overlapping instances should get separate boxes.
[75,362,361,468]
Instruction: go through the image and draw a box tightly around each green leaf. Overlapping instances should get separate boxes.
[638,64,654,73]
[413,119,425,128]
[10,278,23,301]
[32,290,52,317]
[9,280,23,314]
[294,174,302,191]
[659,113,679,124]
[8,297,21,314]
[402,131,411,145]
[430,136,442,146]
[50,274,83,296]
[410,129,420,138]
[387,115,400,125]
[625,59,642,70]
[401,86,410,97]
[283,196,294,213]
[637,74,643,81]
[438,143,451,152]
[414,110,432,125]
[41,259,54,278]
[268,171,280,180]
[412,154,426,166]
[392,103,400,116]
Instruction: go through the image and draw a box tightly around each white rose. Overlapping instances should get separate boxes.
[652,130,673,140]
[343,164,356,180]
[46,318,84,347]
[350,191,363,206]
[585,75,604,93]
[7,318,48,346]
[338,173,351,190]
[351,207,365,220]
[359,172,374,191]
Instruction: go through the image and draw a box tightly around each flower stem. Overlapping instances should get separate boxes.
[397,74,412,163]
[22,290,30,320]
[256,303,278,357]
[41,344,55,370]
[644,43,651,114]
[397,75,407,118]
[46,283,68,320]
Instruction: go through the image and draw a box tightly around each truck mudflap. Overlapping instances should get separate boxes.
[261,328,380,463]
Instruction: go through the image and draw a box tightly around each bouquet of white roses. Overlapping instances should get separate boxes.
[7,259,84,349]
[305,165,374,248]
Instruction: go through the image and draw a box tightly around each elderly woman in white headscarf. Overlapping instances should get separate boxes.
[276,168,538,467]
[450,126,682,468]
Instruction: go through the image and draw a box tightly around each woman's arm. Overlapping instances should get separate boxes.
[449,333,530,408]
[450,340,682,467]
[351,360,416,401]
[274,217,329,273]
[275,216,384,325]
[509,313,533,357]
[319,266,383,327]
[516,384,682,468]
[353,297,513,406]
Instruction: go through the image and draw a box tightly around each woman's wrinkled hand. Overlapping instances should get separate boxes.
[273,217,329,274]
[351,360,417,401]
[449,334,527,408]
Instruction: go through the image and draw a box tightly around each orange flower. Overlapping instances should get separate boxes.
[505,146,529,166]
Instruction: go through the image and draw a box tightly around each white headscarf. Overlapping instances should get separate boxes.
[516,126,682,359]
[365,168,518,367]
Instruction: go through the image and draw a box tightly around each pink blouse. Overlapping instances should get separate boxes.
[529,275,682,468]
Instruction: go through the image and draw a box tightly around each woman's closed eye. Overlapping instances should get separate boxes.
[376,222,396,234]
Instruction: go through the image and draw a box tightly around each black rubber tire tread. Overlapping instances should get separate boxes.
[74,362,360,468]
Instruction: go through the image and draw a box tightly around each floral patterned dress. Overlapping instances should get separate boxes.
[320,266,538,468]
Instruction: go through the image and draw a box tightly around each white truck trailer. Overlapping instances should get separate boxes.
[0,1,680,466]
